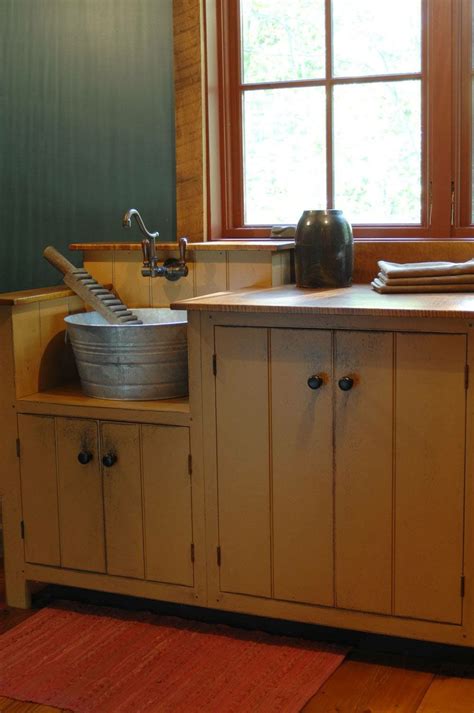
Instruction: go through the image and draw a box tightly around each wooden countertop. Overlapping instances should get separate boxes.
[68,240,294,252]
[171,284,474,319]
[0,285,77,306]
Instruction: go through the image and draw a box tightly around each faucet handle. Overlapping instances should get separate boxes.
[178,237,188,265]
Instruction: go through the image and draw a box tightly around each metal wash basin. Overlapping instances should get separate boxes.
[64,308,188,400]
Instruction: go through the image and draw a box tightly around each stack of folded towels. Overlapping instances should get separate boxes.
[371,258,474,293]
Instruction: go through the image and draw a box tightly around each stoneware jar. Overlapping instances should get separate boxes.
[295,209,353,288]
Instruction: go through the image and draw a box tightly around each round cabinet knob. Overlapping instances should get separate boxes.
[338,376,354,391]
[102,453,117,468]
[77,451,93,465]
[307,375,324,390]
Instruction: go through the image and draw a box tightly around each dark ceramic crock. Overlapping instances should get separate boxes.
[295,209,353,288]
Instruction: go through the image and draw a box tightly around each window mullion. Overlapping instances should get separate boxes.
[427,0,454,236]
[325,0,333,208]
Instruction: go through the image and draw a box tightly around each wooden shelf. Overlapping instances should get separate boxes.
[17,382,191,426]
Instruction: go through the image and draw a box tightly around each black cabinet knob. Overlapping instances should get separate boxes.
[307,375,324,390]
[78,451,93,465]
[338,376,354,391]
[102,453,117,468]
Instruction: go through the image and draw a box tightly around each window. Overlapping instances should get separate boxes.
[209,0,474,240]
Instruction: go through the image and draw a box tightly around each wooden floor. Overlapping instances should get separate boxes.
[1,570,474,712]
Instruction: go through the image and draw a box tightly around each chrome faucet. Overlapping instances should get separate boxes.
[121,208,188,281]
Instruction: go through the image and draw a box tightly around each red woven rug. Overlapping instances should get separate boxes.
[0,602,347,713]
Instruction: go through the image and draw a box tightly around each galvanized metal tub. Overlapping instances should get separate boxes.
[64,308,188,400]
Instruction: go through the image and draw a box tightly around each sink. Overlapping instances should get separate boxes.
[64,308,188,400]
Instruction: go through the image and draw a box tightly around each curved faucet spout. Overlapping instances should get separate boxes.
[121,209,159,240]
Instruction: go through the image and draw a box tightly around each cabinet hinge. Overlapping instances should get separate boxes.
[16,438,20,458]
[212,354,217,376]
[217,546,221,567]
[20,521,25,540]
[188,454,193,476]
[461,575,465,598]
[191,543,195,563]
[465,364,469,390]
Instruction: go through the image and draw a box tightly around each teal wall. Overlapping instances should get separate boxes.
[0,0,176,292]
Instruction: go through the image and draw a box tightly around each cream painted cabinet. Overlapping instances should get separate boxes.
[18,415,193,587]
[213,326,466,625]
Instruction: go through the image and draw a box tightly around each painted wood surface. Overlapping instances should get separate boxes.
[18,415,60,567]
[0,0,175,292]
[142,425,193,587]
[56,418,105,573]
[215,326,271,597]
[101,422,144,580]
[334,331,393,614]
[394,333,466,623]
[172,283,474,319]
[271,328,334,606]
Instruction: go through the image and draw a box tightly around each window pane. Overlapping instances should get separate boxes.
[243,88,326,225]
[333,81,421,224]
[332,0,421,77]
[241,0,325,84]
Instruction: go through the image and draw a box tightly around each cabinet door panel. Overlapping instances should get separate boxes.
[142,425,193,586]
[57,418,105,572]
[335,331,393,614]
[395,333,465,623]
[271,328,334,606]
[18,414,60,566]
[101,422,144,579]
[215,326,271,597]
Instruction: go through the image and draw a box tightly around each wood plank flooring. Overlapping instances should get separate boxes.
[1,569,474,712]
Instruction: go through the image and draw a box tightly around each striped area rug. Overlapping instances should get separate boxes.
[0,602,347,712]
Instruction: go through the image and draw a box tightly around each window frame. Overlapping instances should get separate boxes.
[206,0,474,241]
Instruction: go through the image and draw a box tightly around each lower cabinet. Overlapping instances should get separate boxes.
[214,326,466,626]
[18,415,193,587]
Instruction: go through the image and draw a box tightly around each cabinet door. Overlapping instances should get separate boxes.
[57,417,105,572]
[271,328,334,606]
[395,333,466,624]
[335,331,393,614]
[18,414,60,566]
[215,326,271,597]
[142,425,193,586]
[101,422,144,579]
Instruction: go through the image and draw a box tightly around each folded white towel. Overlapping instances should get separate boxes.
[378,258,474,279]
[376,272,474,286]
[371,277,474,294]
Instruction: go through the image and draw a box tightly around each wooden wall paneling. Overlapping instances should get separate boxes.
[1,0,176,293]
[17,414,60,566]
[11,303,41,398]
[0,307,31,607]
[271,328,334,606]
[113,252,151,308]
[214,326,272,597]
[142,425,193,587]
[174,0,205,243]
[83,251,114,286]
[334,330,393,614]
[38,297,76,390]
[194,251,227,296]
[101,422,144,580]
[394,333,466,624]
[271,251,293,286]
[56,417,105,573]
[227,252,272,290]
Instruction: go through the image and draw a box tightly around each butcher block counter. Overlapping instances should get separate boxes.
[171,283,474,647]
